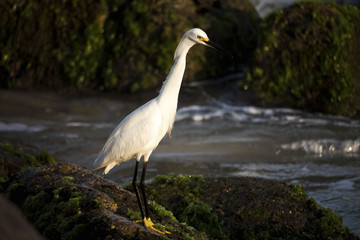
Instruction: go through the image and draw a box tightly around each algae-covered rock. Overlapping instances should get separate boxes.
[0,0,108,89]
[143,174,359,240]
[1,163,209,240]
[1,163,359,239]
[0,140,56,183]
[103,0,259,92]
[245,1,360,117]
[0,0,259,92]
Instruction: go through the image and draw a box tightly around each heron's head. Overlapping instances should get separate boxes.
[186,28,210,45]
[186,28,232,57]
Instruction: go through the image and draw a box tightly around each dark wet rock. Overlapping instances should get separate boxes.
[245,1,360,117]
[0,0,259,92]
[1,163,209,240]
[1,159,358,239]
[0,139,56,182]
[0,193,44,240]
[144,174,360,240]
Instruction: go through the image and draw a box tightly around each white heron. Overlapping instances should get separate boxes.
[94,28,231,234]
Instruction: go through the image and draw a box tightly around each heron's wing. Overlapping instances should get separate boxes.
[94,100,163,171]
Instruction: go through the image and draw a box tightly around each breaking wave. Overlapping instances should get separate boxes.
[280,139,360,156]
[175,102,360,128]
[0,122,46,132]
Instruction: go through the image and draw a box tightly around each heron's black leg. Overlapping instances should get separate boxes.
[133,159,145,220]
[138,160,171,234]
[140,160,149,219]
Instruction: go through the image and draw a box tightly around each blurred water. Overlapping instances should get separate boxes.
[0,89,359,236]
[249,0,360,17]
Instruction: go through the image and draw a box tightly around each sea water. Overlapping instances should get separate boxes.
[0,89,359,235]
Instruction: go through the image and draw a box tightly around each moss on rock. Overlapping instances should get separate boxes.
[0,0,259,92]
[0,0,109,89]
[22,187,87,240]
[1,163,211,239]
[2,160,358,239]
[104,0,259,92]
[246,1,360,117]
[143,174,228,239]
[0,141,56,182]
[143,174,359,240]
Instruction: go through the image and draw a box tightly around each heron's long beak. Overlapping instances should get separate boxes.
[205,39,233,58]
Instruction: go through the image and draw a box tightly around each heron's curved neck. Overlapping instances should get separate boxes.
[158,50,188,103]
[157,38,195,105]
[157,55,186,105]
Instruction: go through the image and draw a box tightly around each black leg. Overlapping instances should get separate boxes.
[140,160,149,219]
[136,159,170,234]
[133,159,145,220]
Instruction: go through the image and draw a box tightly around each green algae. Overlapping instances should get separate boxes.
[150,200,178,223]
[6,168,356,240]
[126,208,142,221]
[305,197,357,239]
[146,174,360,240]
[124,174,215,238]
[4,169,117,240]
[289,183,308,202]
[61,176,77,183]
[0,143,55,168]
[180,201,228,240]
[2,163,216,240]
[35,151,56,165]
[126,201,199,235]
[0,142,56,182]
[148,174,229,240]
[151,174,205,196]
[246,0,360,117]
[21,186,90,240]
[0,0,258,92]
[2,160,358,240]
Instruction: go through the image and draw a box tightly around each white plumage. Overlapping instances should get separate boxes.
[93,28,231,234]
[94,28,219,173]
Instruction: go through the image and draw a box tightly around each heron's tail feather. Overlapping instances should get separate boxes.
[103,162,117,174]
[93,151,107,173]
[93,151,118,175]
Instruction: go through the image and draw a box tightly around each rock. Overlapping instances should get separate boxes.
[143,174,360,240]
[1,163,209,240]
[0,139,56,182]
[245,1,360,117]
[0,193,44,240]
[1,161,358,239]
[0,0,259,92]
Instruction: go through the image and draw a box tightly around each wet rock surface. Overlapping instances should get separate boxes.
[246,1,360,117]
[145,174,360,239]
[1,163,208,240]
[0,193,44,240]
[0,138,56,182]
[0,0,258,91]
[1,159,358,239]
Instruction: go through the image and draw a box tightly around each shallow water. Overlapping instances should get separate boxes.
[0,88,359,235]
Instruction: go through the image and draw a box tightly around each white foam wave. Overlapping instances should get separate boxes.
[66,122,113,129]
[0,122,46,132]
[280,139,360,156]
[60,133,79,139]
[175,102,360,127]
[220,162,357,181]
[66,122,91,127]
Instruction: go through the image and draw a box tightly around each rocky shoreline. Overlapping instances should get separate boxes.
[0,141,358,240]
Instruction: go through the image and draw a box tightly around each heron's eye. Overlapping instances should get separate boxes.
[197,35,204,41]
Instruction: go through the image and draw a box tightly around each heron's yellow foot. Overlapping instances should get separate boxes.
[136,218,171,234]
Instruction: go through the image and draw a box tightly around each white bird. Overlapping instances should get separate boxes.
[94,28,231,234]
